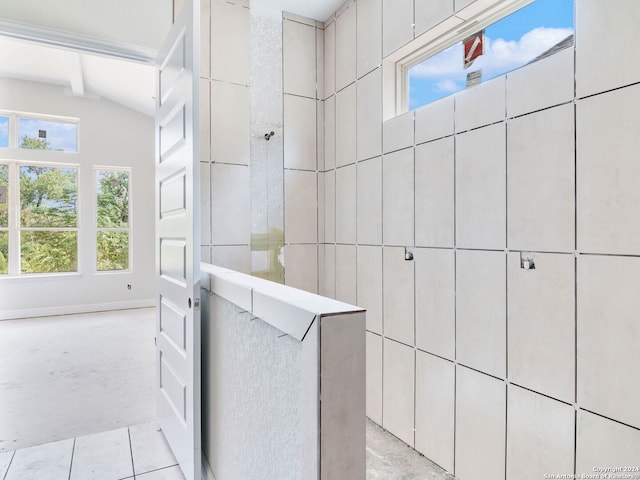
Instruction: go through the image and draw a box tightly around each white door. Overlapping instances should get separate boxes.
[155,1,201,479]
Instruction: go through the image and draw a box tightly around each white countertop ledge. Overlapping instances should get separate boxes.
[201,263,364,341]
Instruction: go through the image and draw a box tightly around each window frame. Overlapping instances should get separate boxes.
[0,111,79,152]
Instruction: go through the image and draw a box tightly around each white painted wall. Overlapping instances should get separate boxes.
[0,0,172,49]
[0,77,155,319]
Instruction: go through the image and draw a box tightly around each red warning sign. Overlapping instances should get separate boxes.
[463,31,484,69]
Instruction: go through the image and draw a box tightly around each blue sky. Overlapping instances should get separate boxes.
[0,117,8,148]
[409,0,574,109]
[19,118,77,152]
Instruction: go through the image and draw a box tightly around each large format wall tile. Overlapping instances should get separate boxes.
[284,170,317,244]
[576,410,640,476]
[284,95,317,171]
[335,3,357,92]
[577,84,640,255]
[336,244,357,304]
[324,170,335,243]
[283,19,316,98]
[507,47,574,118]
[211,245,251,274]
[336,164,357,244]
[336,83,357,167]
[357,157,382,245]
[508,252,575,403]
[576,0,640,98]
[507,104,575,252]
[324,95,336,170]
[284,244,318,293]
[415,95,454,145]
[323,21,336,99]
[577,255,640,428]
[506,385,575,480]
[415,0,453,36]
[456,123,506,250]
[366,332,383,424]
[211,0,249,85]
[211,81,250,165]
[383,338,415,446]
[382,0,414,57]
[383,111,413,154]
[455,366,506,480]
[356,0,382,78]
[415,352,454,472]
[383,148,414,246]
[455,76,505,133]
[415,248,455,360]
[456,250,506,378]
[199,79,210,162]
[211,163,250,245]
[357,68,383,161]
[383,247,414,346]
[322,244,336,298]
[415,138,454,248]
[358,246,383,334]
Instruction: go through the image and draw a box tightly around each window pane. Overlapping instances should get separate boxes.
[0,116,8,148]
[19,118,78,152]
[0,231,7,274]
[20,166,78,228]
[97,170,129,228]
[21,231,77,273]
[0,164,7,228]
[409,0,574,109]
[97,231,129,271]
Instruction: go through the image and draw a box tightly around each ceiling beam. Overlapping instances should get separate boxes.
[67,52,85,96]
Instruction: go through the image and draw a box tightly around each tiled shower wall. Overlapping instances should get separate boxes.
[320,0,640,478]
[199,0,322,290]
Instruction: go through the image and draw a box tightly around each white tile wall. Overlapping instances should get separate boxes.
[357,68,383,161]
[201,0,211,78]
[210,0,249,85]
[415,352,454,472]
[456,250,506,378]
[317,168,325,242]
[508,252,575,403]
[211,163,250,245]
[284,244,318,293]
[356,0,382,78]
[415,95,454,145]
[356,157,382,245]
[415,248,455,360]
[316,26,325,101]
[200,161,211,246]
[335,4,357,92]
[284,95,317,171]
[335,164,357,244]
[323,244,336,298]
[316,99,325,171]
[284,170,317,244]
[576,0,640,98]
[383,247,414,346]
[335,244,357,304]
[382,0,414,57]
[324,95,336,171]
[336,83,357,167]
[211,81,250,165]
[323,21,336,99]
[357,245,383,333]
[507,47,574,119]
[211,245,251,274]
[507,104,575,252]
[415,138,454,248]
[415,0,453,36]
[383,338,415,446]
[283,19,316,98]
[383,111,414,154]
[577,255,640,428]
[199,79,210,162]
[455,76,505,133]
[455,366,505,480]
[366,332,383,424]
[324,170,335,243]
[506,385,575,480]
[456,123,506,250]
[576,410,640,476]
[382,148,414,246]
[577,84,640,255]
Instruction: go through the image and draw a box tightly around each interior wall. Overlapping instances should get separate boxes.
[0,0,172,49]
[199,0,323,292]
[0,78,155,319]
[322,0,640,478]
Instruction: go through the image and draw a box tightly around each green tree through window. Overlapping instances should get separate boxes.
[96,169,130,271]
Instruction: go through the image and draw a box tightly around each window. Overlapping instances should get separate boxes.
[388,0,574,114]
[0,116,8,148]
[19,117,78,152]
[96,168,130,271]
[0,162,79,275]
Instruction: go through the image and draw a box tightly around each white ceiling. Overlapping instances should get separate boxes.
[254,0,345,21]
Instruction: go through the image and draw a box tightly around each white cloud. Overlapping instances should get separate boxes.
[435,79,460,92]
[410,27,574,81]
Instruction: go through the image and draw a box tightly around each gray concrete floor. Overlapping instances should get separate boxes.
[0,308,156,453]
[366,420,457,480]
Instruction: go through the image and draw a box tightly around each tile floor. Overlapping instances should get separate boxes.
[0,422,183,480]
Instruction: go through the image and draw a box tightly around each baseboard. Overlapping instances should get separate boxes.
[0,299,156,321]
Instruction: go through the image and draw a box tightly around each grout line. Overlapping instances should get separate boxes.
[2,451,15,480]
[67,438,76,480]
[127,428,136,478]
